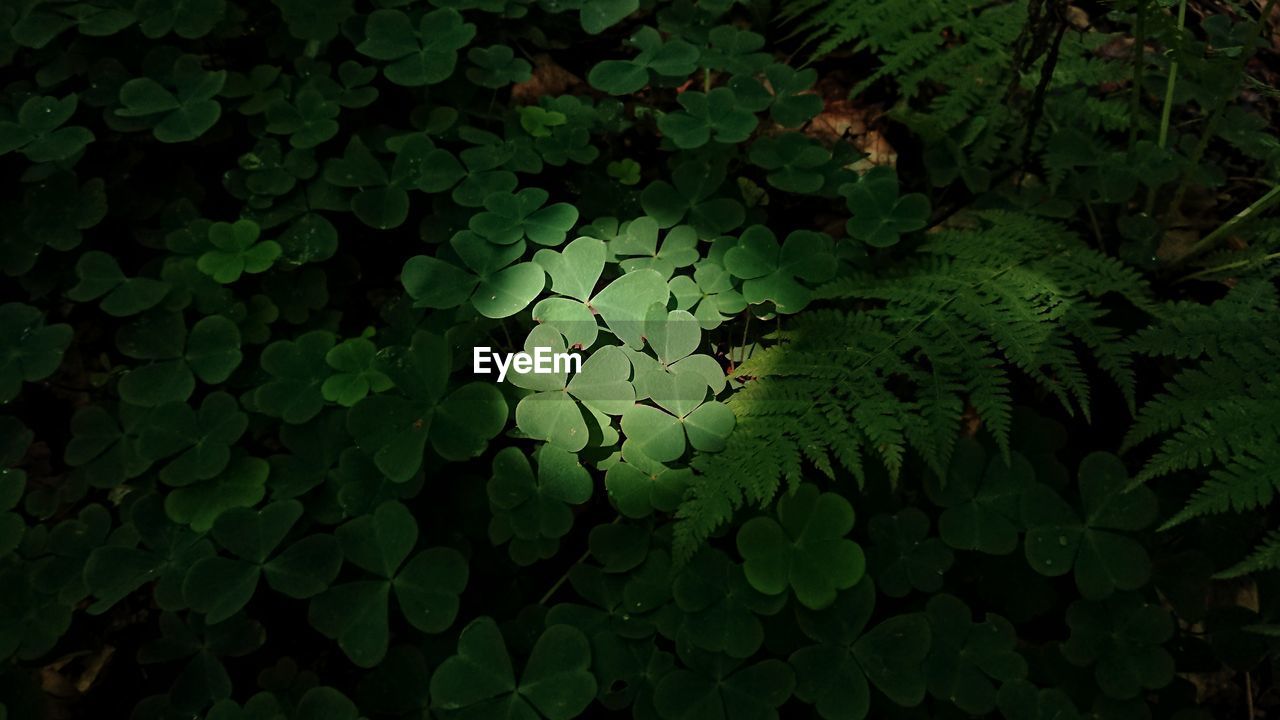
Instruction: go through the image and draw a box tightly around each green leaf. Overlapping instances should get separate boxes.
[867,508,953,597]
[488,444,592,564]
[117,57,226,143]
[430,618,596,719]
[357,9,476,87]
[254,330,335,424]
[736,484,865,609]
[338,501,417,578]
[466,44,532,88]
[197,219,280,283]
[580,0,637,34]
[0,94,94,162]
[925,441,1033,555]
[841,167,930,247]
[587,27,698,95]
[749,133,830,194]
[641,159,744,236]
[1062,592,1174,699]
[165,456,269,531]
[0,303,73,404]
[653,650,794,720]
[723,226,836,313]
[394,547,468,633]
[657,88,758,149]
[923,594,1026,715]
[136,0,226,39]
[1022,452,1157,599]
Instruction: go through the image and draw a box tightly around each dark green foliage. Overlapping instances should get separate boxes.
[1,0,1279,717]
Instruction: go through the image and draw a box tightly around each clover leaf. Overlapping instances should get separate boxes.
[116,312,242,407]
[790,579,933,719]
[470,188,579,246]
[610,218,699,279]
[254,330,335,424]
[607,158,641,185]
[840,167,931,247]
[321,337,393,407]
[183,500,341,622]
[669,261,747,330]
[652,647,794,720]
[356,8,476,87]
[620,310,733,463]
[723,226,836,313]
[67,251,170,317]
[274,0,353,41]
[657,88,759,149]
[116,55,226,143]
[923,594,1027,715]
[348,330,507,481]
[264,86,340,149]
[165,455,270,531]
[488,444,593,566]
[665,548,786,658]
[403,232,546,319]
[139,392,247,486]
[467,44,532,88]
[996,680,1081,720]
[430,617,596,719]
[135,0,225,39]
[0,94,94,162]
[532,236,670,349]
[519,106,568,138]
[324,135,465,229]
[1062,592,1174,700]
[1022,452,1157,599]
[197,219,281,283]
[640,158,745,236]
[0,303,72,403]
[760,64,823,127]
[84,494,214,613]
[588,26,698,95]
[925,440,1034,555]
[514,328,634,452]
[736,484,865,609]
[310,501,467,667]
[701,26,770,74]
[749,133,830,194]
[604,445,691,518]
[580,0,638,34]
[867,508,953,597]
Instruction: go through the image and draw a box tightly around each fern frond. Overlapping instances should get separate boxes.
[1130,278,1280,573]
[1217,530,1280,578]
[676,212,1150,560]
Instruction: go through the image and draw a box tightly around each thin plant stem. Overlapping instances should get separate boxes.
[1177,251,1280,282]
[1155,0,1186,151]
[1144,0,1187,215]
[1170,183,1280,267]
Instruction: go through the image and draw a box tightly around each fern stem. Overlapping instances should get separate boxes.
[1170,183,1280,268]
[1128,0,1147,151]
